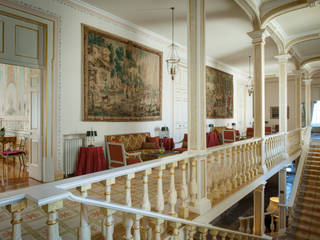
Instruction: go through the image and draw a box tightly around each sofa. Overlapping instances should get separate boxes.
[105,132,161,161]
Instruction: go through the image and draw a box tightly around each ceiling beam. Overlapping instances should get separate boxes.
[233,0,261,29]
[286,32,320,51]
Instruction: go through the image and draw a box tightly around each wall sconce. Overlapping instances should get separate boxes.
[86,130,97,147]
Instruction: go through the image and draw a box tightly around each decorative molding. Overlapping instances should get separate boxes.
[247,29,266,44]
[275,54,291,63]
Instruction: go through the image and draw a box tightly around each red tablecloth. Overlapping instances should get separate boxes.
[75,146,107,176]
[159,138,174,151]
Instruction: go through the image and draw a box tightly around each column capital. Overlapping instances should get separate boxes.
[303,79,312,84]
[247,29,266,45]
[254,183,266,193]
[275,54,291,63]
[292,69,305,76]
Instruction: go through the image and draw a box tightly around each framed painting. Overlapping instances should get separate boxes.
[206,66,233,118]
[270,106,289,119]
[82,24,162,121]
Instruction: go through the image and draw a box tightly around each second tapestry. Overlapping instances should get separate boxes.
[206,66,233,118]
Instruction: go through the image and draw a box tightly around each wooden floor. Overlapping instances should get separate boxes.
[0,157,41,193]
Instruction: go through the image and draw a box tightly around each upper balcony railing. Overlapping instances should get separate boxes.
[0,127,305,240]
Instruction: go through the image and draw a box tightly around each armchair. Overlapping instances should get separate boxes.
[222,129,236,144]
[106,142,142,168]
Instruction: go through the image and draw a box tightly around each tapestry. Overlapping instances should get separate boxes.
[82,25,162,121]
[206,66,233,118]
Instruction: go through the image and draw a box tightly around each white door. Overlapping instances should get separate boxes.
[28,68,42,181]
[173,65,188,145]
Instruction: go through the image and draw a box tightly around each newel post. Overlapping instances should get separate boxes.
[42,200,63,240]
[6,199,27,240]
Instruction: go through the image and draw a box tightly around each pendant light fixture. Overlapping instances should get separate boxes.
[247,55,254,96]
[166,7,180,80]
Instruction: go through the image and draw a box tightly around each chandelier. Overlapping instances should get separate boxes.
[247,55,254,96]
[166,7,180,80]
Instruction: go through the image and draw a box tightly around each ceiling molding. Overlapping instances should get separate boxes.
[233,0,261,29]
[301,56,320,67]
[286,32,320,51]
[311,69,320,77]
[261,0,309,28]
[266,22,286,53]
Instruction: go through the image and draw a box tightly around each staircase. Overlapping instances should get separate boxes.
[287,143,320,240]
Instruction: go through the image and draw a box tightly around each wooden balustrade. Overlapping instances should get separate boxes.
[239,211,278,237]
[0,128,308,240]
[264,133,286,169]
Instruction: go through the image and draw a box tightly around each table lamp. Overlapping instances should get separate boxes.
[160,126,169,138]
[267,196,279,215]
[86,130,97,147]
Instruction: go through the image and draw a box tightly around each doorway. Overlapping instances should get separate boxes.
[0,63,42,190]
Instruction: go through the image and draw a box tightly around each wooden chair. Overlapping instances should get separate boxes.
[265,126,272,135]
[222,129,236,144]
[106,142,142,168]
[1,137,27,167]
[246,128,254,138]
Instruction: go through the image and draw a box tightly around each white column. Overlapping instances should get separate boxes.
[304,79,312,126]
[247,29,266,138]
[187,0,211,215]
[275,54,291,132]
[253,184,265,235]
[294,70,303,129]
[187,0,206,151]
[279,168,287,234]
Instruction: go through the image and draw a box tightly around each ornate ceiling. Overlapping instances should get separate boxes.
[81,0,320,80]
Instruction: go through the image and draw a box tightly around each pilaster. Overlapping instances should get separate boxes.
[253,183,265,235]
[275,54,291,133]
[279,168,287,234]
[294,70,304,129]
[247,29,266,138]
[304,79,312,126]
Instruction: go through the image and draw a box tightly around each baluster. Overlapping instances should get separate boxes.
[220,232,227,240]
[209,229,219,240]
[42,200,63,240]
[186,225,196,240]
[225,149,232,193]
[249,143,255,178]
[6,199,27,240]
[207,154,214,194]
[241,145,247,184]
[245,144,251,181]
[168,162,178,216]
[134,214,141,240]
[270,214,275,234]
[154,219,162,240]
[179,159,189,218]
[169,222,181,240]
[245,219,251,234]
[189,158,197,206]
[123,173,135,240]
[238,218,244,232]
[141,169,152,240]
[101,178,115,240]
[77,184,91,240]
[155,165,165,213]
[220,150,227,196]
[228,233,235,240]
[237,145,242,186]
[199,227,208,240]
[232,147,238,189]
[211,152,221,203]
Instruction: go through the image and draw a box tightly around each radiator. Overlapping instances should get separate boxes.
[63,134,86,177]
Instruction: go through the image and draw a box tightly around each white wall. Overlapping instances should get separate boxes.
[4,0,252,176]
[265,77,296,131]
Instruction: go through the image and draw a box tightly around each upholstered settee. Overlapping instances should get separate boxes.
[105,132,160,161]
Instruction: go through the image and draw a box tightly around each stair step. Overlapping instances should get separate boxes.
[304,185,320,193]
[294,224,320,236]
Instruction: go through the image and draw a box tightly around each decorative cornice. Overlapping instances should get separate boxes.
[275,54,291,63]
[303,79,312,84]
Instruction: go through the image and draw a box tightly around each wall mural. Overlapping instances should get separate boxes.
[82,25,162,121]
[206,66,233,118]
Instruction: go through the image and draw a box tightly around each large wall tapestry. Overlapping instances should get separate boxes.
[206,66,233,118]
[82,25,162,121]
